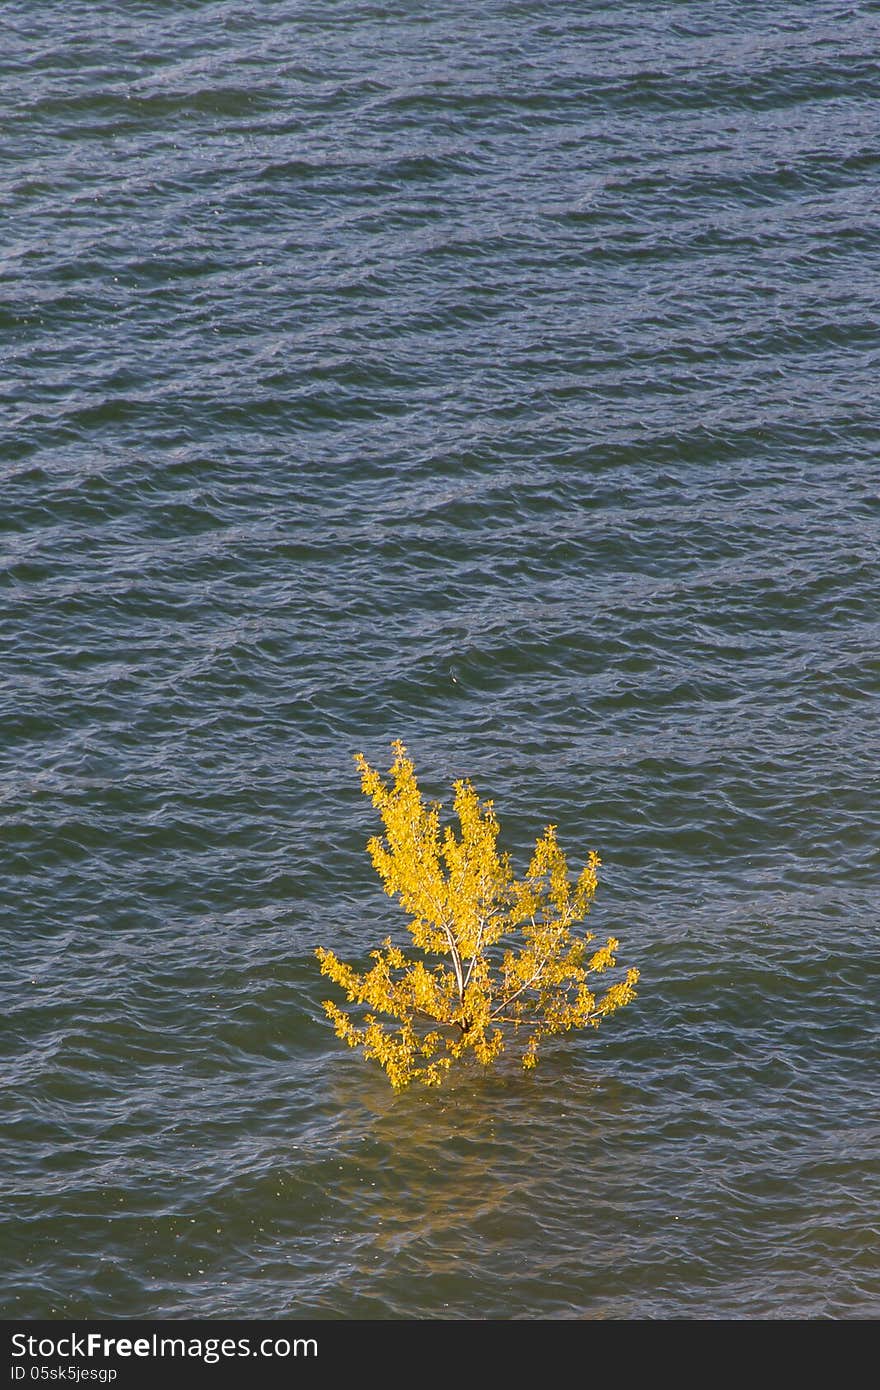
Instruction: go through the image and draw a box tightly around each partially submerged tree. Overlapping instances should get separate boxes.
[316,741,639,1090]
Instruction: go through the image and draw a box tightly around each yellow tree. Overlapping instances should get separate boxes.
[316,741,639,1089]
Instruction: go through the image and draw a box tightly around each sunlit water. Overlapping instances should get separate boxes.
[2,0,879,1319]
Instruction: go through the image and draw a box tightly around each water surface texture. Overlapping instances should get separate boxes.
[2,0,879,1319]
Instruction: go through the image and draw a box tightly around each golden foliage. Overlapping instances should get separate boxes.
[316,741,639,1090]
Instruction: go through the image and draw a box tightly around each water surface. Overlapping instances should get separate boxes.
[2,0,879,1319]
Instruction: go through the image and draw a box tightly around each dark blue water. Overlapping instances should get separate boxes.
[2,0,879,1319]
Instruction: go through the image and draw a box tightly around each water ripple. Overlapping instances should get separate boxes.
[2,0,879,1320]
